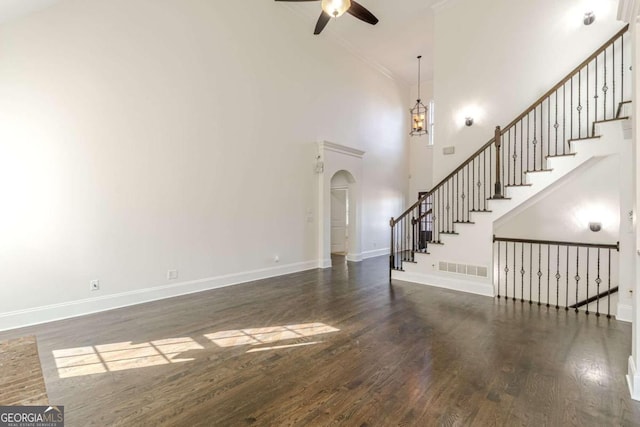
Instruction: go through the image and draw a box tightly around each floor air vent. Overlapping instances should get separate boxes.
[438,261,488,278]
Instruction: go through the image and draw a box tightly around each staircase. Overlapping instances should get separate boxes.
[390,25,631,310]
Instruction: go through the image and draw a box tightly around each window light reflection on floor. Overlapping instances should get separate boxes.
[204,323,340,348]
[53,337,203,378]
[52,323,340,379]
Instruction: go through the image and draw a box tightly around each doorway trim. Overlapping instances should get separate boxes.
[317,141,365,268]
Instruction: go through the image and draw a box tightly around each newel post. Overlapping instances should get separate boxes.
[493,126,504,199]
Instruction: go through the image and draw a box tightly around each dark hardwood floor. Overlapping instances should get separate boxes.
[1,255,639,426]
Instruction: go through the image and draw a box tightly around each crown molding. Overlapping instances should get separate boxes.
[319,141,366,158]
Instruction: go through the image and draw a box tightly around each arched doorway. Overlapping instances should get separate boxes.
[330,170,356,256]
[317,141,364,268]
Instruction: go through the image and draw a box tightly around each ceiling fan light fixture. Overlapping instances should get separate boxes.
[321,0,352,18]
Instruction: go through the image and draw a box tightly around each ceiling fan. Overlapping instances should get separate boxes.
[275,0,379,35]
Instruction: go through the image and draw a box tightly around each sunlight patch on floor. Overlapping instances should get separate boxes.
[204,323,340,348]
[53,337,203,378]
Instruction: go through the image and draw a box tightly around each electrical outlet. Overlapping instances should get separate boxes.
[90,280,100,291]
[274,255,280,263]
[167,270,178,280]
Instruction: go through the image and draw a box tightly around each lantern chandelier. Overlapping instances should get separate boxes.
[410,55,428,136]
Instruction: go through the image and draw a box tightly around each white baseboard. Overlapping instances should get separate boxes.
[0,260,319,332]
[617,303,633,323]
[391,270,495,297]
[318,258,332,269]
[362,248,390,259]
[346,253,363,262]
[628,356,640,401]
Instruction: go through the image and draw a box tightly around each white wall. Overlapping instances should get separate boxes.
[494,155,622,243]
[0,0,409,329]
[408,81,434,202]
[433,0,623,183]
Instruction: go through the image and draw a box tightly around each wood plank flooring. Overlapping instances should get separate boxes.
[0,255,639,426]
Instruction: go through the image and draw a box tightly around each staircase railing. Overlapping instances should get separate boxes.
[493,236,619,318]
[390,24,630,272]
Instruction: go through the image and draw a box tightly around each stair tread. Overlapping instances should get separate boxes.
[524,169,553,174]
[568,136,600,142]
[505,184,532,187]
[440,231,459,235]
[594,116,629,124]
[470,209,493,213]
[546,153,576,158]
[488,197,512,201]
[453,221,475,224]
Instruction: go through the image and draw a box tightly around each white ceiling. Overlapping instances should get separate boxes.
[280,0,437,85]
[0,0,437,85]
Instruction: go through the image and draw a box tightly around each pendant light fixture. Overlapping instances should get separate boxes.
[410,55,428,136]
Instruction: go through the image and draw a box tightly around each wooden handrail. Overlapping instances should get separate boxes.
[501,24,629,134]
[394,136,495,224]
[493,236,619,251]
[392,24,629,227]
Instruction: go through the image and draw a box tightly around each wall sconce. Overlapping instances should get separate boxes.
[584,11,595,26]
[465,117,474,127]
[589,222,602,232]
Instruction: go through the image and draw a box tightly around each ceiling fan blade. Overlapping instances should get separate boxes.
[347,1,379,25]
[314,11,331,35]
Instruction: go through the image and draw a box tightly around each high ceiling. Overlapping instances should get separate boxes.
[0,0,437,85]
[280,0,437,84]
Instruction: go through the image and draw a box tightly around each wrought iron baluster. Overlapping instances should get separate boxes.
[578,68,582,139]
[611,41,614,117]
[520,242,525,302]
[527,114,530,172]
[607,248,612,318]
[555,244,560,309]
[586,63,590,137]
[563,84,566,154]
[546,245,550,307]
[621,35,624,107]
[513,241,516,301]
[596,248,601,317]
[594,55,598,129]
[571,76,574,140]
[554,92,559,156]
[520,120,524,184]
[566,246,569,310]
[537,244,542,305]
[505,242,509,300]
[472,158,476,211]
[532,110,536,171]
[456,172,459,223]
[547,97,551,160]
[497,241,501,298]
[585,248,590,315]
[575,248,580,313]
[529,242,533,304]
